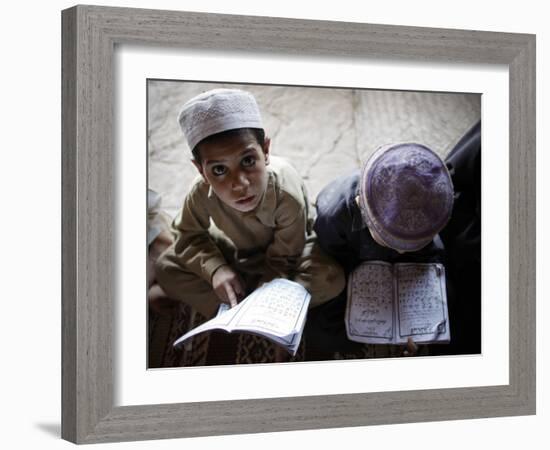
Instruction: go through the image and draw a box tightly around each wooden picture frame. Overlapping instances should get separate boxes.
[61,5,536,444]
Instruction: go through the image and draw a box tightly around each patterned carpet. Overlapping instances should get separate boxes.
[148,303,307,367]
[148,303,426,367]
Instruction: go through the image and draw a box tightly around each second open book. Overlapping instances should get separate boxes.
[346,261,451,344]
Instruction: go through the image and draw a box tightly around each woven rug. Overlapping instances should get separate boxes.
[148,303,428,367]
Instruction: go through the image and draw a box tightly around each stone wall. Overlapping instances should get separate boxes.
[148,81,480,218]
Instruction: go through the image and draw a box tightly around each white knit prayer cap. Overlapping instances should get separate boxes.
[177,88,264,151]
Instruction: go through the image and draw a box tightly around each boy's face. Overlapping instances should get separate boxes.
[193,131,271,213]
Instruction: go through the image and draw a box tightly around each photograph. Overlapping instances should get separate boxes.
[1,0,544,447]
[58,4,536,444]
[146,80,482,368]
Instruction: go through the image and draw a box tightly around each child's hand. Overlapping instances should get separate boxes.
[211,265,245,308]
[402,337,418,357]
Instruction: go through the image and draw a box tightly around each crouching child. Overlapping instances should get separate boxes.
[310,142,455,356]
[155,88,345,327]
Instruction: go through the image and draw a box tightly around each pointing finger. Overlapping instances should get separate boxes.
[224,284,238,308]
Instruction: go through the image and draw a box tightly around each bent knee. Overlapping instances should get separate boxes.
[320,261,346,299]
[154,254,199,295]
[299,260,346,307]
[153,253,172,285]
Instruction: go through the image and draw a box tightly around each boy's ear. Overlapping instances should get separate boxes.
[263,137,271,165]
[191,159,209,184]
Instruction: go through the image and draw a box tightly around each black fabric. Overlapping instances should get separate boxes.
[304,292,363,354]
[437,120,482,355]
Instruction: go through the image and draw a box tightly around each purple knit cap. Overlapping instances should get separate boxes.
[359,143,454,252]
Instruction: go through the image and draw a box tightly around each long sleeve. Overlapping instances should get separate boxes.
[313,205,358,274]
[313,173,362,274]
[171,183,228,283]
[263,192,308,280]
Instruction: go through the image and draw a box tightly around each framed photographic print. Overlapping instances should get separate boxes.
[62,4,535,444]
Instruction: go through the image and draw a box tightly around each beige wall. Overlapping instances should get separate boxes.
[148,81,480,218]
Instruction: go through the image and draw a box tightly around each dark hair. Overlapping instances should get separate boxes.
[192,128,266,164]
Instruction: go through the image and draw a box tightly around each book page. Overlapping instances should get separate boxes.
[346,262,394,343]
[395,263,450,344]
[172,299,245,348]
[231,278,310,343]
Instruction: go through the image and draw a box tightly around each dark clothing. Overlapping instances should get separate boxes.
[441,121,481,267]
[312,170,445,274]
[307,171,445,353]
[439,120,482,354]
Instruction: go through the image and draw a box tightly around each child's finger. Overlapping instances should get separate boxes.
[405,337,418,356]
[224,284,238,308]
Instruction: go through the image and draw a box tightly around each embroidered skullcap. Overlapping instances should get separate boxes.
[359,143,454,252]
[177,88,263,151]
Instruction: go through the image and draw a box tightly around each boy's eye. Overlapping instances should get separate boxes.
[211,165,227,176]
[241,156,256,167]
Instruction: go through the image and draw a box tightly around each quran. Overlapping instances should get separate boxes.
[345,261,450,344]
[173,278,310,355]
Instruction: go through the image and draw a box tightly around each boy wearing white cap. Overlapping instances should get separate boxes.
[310,142,454,354]
[155,88,345,319]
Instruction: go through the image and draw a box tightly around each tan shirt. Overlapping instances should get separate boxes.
[171,156,313,283]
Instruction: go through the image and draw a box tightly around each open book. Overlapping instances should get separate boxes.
[173,278,311,355]
[345,261,450,345]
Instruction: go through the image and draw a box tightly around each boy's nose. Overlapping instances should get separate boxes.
[232,172,250,190]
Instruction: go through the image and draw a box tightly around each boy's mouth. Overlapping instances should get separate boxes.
[236,194,256,205]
